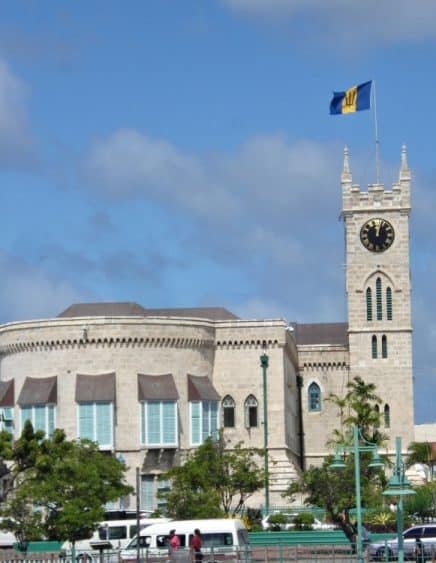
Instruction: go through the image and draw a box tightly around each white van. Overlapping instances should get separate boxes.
[121,518,251,561]
[62,517,171,554]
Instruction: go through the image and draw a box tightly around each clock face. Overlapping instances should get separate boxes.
[360,218,395,252]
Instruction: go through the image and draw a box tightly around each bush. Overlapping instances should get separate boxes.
[268,513,288,531]
[293,512,315,530]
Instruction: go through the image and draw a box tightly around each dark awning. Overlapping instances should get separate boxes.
[138,374,179,401]
[187,374,220,401]
[18,376,57,406]
[75,373,116,402]
[0,380,14,407]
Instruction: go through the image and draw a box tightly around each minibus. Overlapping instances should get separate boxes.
[121,518,251,561]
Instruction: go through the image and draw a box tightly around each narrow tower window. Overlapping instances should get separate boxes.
[371,335,378,359]
[382,335,388,358]
[244,395,258,428]
[222,395,235,428]
[376,277,382,320]
[366,287,373,321]
[384,404,390,428]
[386,287,393,320]
[308,382,321,412]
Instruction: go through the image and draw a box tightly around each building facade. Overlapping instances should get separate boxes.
[0,148,415,511]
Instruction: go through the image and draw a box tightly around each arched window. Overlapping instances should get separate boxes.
[244,395,258,428]
[366,287,373,321]
[384,404,390,428]
[222,395,235,428]
[382,335,388,358]
[386,287,393,320]
[371,335,378,359]
[376,277,382,320]
[308,382,321,412]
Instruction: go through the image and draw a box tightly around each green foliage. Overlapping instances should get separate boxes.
[0,422,132,543]
[159,433,265,519]
[267,513,288,531]
[284,377,387,542]
[293,512,315,530]
[404,482,436,520]
[406,442,434,480]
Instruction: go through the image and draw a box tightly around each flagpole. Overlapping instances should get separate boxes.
[372,80,380,184]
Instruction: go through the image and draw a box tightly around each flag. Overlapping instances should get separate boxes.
[330,81,372,115]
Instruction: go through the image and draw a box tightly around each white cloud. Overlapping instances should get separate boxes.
[0,60,36,168]
[0,252,88,322]
[221,0,436,47]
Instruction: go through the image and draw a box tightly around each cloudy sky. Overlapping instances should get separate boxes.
[1,1,436,423]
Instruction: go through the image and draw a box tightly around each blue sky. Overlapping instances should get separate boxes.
[1,1,436,423]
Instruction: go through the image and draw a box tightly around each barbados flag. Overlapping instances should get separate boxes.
[330,81,372,115]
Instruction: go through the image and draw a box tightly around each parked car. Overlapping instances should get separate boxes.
[261,512,336,531]
[368,524,436,561]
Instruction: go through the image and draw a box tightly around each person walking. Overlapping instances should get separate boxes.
[190,529,202,563]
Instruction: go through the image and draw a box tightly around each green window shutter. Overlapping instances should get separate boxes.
[366,287,372,321]
[79,403,94,440]
[147,401,161,445]
[202,401,210,441]
[34,405,46,432]
[21,406,32,429]
[190,402,201,445]
[376,277,382,320]
[141,475,155,512]
[2,407,13,433]
[372,335,378,359]
[47,405,55,436]
[162,401,176,444]
[386,287,393,320]
[140,402,146,445]
[210,402,218,439]
[96,402,112,446]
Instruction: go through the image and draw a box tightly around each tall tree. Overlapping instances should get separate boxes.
[285,376,387,544]
[159,434,265,519]
[0,422,132,543]
[406,441,435,480]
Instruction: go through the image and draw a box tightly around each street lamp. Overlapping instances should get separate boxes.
[260,341,269,515]
[329,424,384,563]
[383,436,415,563]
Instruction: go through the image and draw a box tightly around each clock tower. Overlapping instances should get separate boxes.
[342,146,414,449]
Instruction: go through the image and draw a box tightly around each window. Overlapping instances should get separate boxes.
[376,277,382,320]
[21,404,55,436]
[0,407,13,433]
[384,404,390,428]
[372,335,378,359]
[244,395,258,428]
[78,402,113,449]
[366,287,373,321]
[190,401,218,445]
[386,287,393,320]
[222,395,235,428]
[140,474,170,513]
[140,400,177,446]
[382,335,388,358]
[308,382,321,412]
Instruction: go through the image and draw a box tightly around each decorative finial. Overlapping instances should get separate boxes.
[343,146,350,174]
[400,144,410,180]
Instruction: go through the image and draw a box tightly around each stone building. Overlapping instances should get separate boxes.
[0,148,415,511]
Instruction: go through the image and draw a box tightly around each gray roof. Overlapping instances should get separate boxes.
[58,302,148,318]
[58,302,239,321]
[292,322,349,346]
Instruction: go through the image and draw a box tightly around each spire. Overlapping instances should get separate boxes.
[341,145,352,183]
[399,144,410,180]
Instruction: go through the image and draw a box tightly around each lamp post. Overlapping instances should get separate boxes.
[260,341,269,515]
[330,424,384,563]
[383,436,415,563]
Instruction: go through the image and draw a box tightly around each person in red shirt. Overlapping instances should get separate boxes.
[169,529,180,552]
[190,528,202,562]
